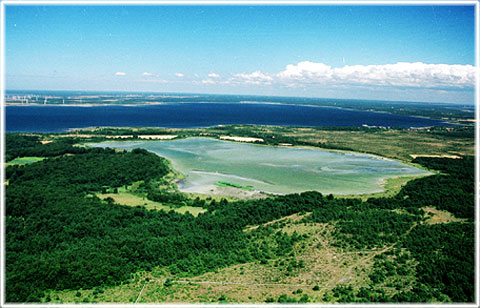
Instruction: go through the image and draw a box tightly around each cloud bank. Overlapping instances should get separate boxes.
[232,71,273,85]
[232,62,475,90]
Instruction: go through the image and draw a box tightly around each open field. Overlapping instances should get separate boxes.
[5,156,44,166]
[422,207,469,225]
[294,129,473,161]
[97,192,206,216]
[337,175,428,200]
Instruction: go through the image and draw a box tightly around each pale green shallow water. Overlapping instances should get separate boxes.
[91,138,430,195]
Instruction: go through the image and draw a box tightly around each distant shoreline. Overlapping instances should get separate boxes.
[4,102,167,107]
[5,101,470,125]
[5,101,462,134]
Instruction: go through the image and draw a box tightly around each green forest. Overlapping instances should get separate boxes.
[4,133,475,303]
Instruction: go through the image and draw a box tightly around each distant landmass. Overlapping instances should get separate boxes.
[5,90,470,133]
[6,102,456,133]
[5,90,475,122]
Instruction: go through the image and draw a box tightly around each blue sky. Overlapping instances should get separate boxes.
[5,5,476,103]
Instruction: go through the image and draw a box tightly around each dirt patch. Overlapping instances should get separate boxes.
[422,207,468,224]
[181,184,270,200]
[244,213,308,232]
[410,154,461,159]
[220,136,264,143]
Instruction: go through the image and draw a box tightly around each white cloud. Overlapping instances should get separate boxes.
[232,70,274,85]
[278,61,332,79]
[174,73,184,78]
[208,73,220,79]
[115,72,126,76]
[138,79,169,84]
[229,62,475,91]
[276,61,475,90]
[202,79,216,85]
[142,72,154,76]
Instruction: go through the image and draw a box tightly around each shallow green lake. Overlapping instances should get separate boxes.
[91,138,429,195]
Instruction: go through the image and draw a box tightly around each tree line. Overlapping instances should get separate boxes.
[4,135,474,303]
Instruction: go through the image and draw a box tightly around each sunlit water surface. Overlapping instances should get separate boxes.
[91,138,430,195]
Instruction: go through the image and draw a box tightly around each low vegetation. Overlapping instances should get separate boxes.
[5,156,45,166]
[4,128,474,304]
[96,192,206,216]
[17,125,473,163]
[215,181,254,191]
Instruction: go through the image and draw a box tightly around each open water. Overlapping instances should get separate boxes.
[91,138,430,195]
[5,102,451,132]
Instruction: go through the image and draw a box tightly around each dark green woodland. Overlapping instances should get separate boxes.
[4,133,475,303]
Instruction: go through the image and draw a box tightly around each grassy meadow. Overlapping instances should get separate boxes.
[5,156,45,166]
[97,192,206,216]
[6,125,474,304]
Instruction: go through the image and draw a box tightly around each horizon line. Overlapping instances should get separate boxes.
[4,88,471,106]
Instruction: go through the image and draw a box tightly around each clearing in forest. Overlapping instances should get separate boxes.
[97,192,206,216]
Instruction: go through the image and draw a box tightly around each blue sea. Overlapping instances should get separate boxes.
[5,102,451,133]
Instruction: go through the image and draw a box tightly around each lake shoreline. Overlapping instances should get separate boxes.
[88,137,431,198]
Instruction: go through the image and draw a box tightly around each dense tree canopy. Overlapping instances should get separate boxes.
[4,135,475,303]
[5,134,86,162]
